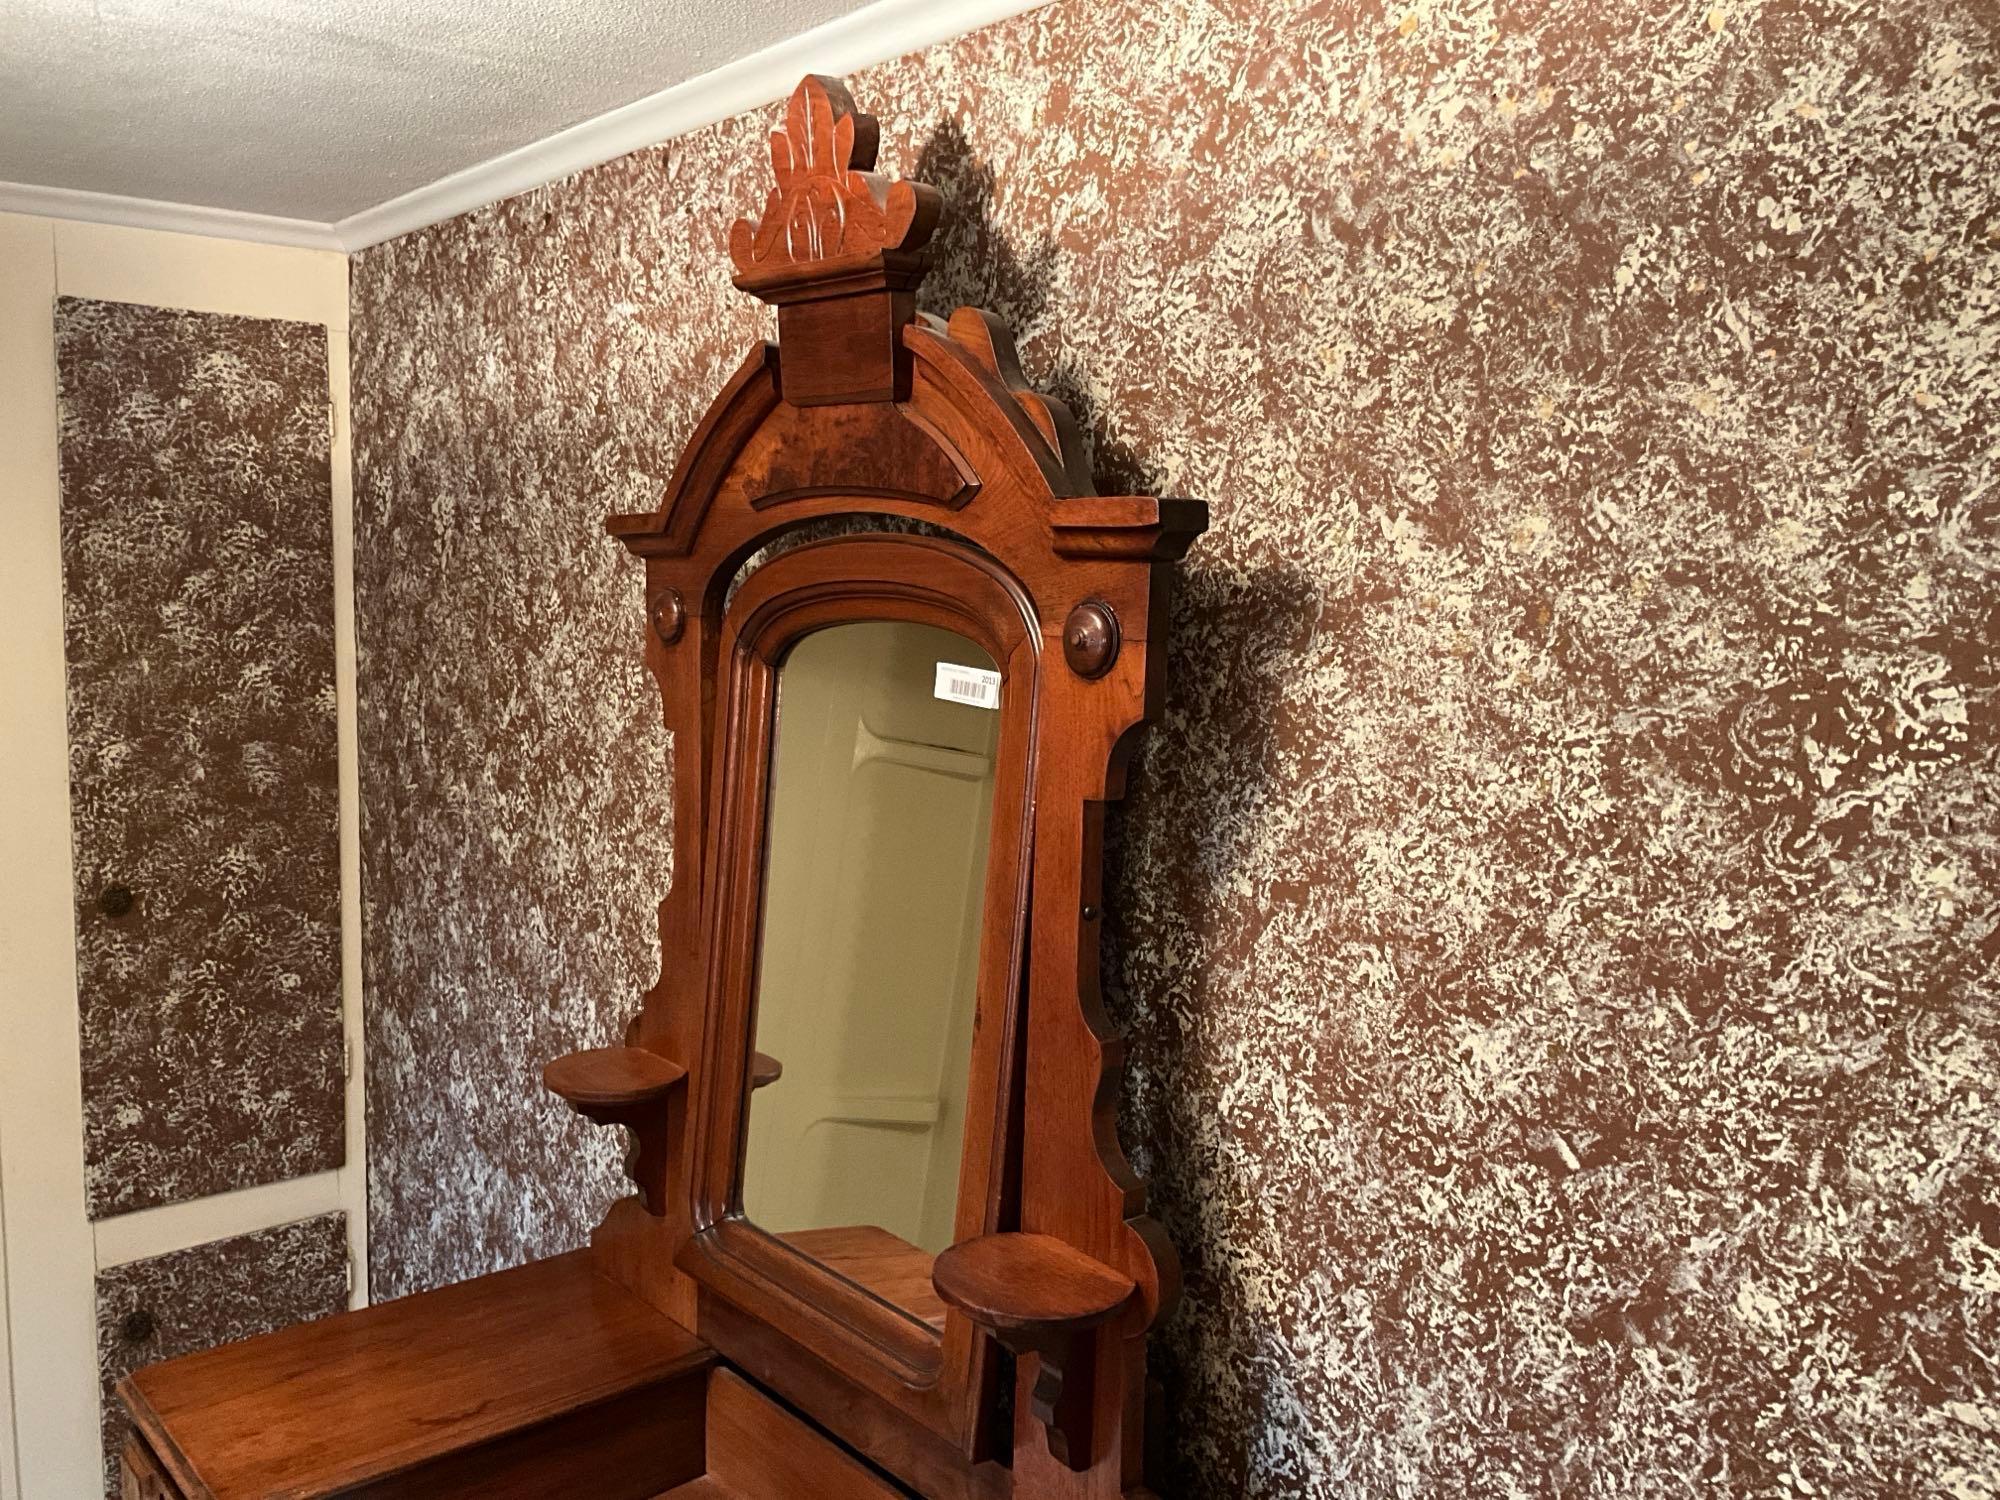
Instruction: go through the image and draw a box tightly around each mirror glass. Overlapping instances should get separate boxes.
[741,619,1001,1330]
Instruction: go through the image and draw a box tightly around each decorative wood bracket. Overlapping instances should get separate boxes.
[729,75,941,287]
[727,75,944,406]
[931,1233,1137,1471]
[543,1047,687,1215]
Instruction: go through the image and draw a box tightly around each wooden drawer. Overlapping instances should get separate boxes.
[122,1434,182,1500]
[694,1369,907,1499]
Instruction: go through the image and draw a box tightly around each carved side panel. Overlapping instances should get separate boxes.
[94,1214,348,1499]
[56,296,343,1218]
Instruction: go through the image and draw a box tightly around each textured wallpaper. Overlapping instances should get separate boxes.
[56,296,344,1218]
[351,1,1999,1494]
[95,1213,348,1498]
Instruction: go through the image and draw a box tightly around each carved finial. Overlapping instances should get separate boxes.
[729,75,941,282]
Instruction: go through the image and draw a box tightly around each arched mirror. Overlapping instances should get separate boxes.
[742,617,1003,1325]
[683,533,1041,1450]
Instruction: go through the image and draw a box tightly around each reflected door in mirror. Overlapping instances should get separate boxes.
[742,620,1000,1329]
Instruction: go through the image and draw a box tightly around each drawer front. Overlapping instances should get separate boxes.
[122,1436,182,1500]
[706,1369,908,1499]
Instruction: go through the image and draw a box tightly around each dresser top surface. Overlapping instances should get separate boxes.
[121,1250,714,1499]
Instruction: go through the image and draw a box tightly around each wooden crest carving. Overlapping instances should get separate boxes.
[728,75,942,282]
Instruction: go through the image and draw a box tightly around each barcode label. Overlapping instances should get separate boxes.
[934,662,1002,710]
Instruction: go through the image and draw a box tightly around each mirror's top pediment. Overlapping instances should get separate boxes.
[604,317,1202,577]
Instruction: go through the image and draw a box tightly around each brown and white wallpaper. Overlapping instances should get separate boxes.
[57,297,344,1219]
[351,1,1999,1494]
[95,1213,349,1498]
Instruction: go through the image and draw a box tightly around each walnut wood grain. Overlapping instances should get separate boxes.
[702,1368,906,1499]
[119,1253,713,1499]
[695,1295,1010,1500]
[931,1234,1136,1335]
[653,1480,742,1500]
[780,1225,947,1331]
[590,71,1207,1500]
[725,76,942,405]
[121,1435,175,1500]
[932,1235,1139,1472]
[728,75,940,281]
[545,1046,687,1109]
[646,1368,913,1500]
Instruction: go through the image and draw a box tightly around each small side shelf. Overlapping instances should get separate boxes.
[545,1046,686,1109]
[544,1046,687,1213]
[931,1233,1136,1470]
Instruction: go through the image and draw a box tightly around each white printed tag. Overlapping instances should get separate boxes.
[934,661,1002,711]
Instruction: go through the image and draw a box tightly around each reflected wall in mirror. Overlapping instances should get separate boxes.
[741,619,1001,1330]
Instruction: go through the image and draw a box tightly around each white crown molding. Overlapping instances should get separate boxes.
[330,0,1054,251]
[1,0,1051,258]
[0,180,343,251]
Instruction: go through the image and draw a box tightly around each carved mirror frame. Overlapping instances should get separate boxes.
[548,76,1207,1500]
[691,533,1038,1448]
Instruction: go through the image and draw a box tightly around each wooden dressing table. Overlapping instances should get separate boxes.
[120,74,1206,1500]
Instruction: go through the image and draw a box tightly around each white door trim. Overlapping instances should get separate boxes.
[0,213,364,1496]
[0,1066,22,1500]
[0,209,102,1500]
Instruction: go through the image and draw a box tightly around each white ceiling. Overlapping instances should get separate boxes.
[0,0,884,226]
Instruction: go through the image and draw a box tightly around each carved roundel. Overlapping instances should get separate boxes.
[1062,599,1120,679]
[649,587,686,645]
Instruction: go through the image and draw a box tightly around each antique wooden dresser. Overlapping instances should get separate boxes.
[121,74,1206,1500]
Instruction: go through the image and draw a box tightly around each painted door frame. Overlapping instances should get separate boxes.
[0,1126,20,1500]
[0,212,369,1496]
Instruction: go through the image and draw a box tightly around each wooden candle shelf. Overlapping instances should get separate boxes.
[932,1234,1137,1471]
[545,1046,687,1108]
[931,1233,1135,1333]
[545,1047,688,1214]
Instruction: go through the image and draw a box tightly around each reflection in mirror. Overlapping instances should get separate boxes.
[742,620,1001,1331]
